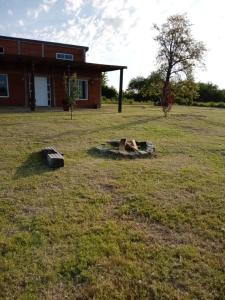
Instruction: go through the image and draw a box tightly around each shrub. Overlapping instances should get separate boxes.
[176,97,193,106]
[102,85,118,99]
[192,102,225,108]
[101,97,117,104]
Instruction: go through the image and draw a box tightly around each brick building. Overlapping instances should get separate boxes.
[0,35,126,110]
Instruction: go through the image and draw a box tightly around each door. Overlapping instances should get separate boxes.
[34,76,48,106]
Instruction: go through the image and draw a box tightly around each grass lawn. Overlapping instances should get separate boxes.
[0,104,225,299]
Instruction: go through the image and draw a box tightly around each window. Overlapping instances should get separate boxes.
[56,53,64,60]
[56,53,74,61]
[65,54,73,60]
[0,47,4,54]
[0,74,9,97]
[77,80,88,100]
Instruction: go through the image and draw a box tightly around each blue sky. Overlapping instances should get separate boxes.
[1,0,225,89]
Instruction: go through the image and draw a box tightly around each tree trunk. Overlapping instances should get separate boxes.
[70,104,73,120]
[162,65,172,117]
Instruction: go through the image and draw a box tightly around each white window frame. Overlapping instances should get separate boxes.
[56,52,74,61]
[0,47,4,54]
[0,74,9,98]
[77,79,88,100]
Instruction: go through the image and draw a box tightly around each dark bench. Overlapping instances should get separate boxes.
[42,147,64,168]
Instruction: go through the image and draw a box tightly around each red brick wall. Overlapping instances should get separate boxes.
[76,71,101,108]
[0,37,86,62]
[0,39,18,55]
[0,63,101,108]
[0,37,101,108]
[54,73,65,107]
[44,45,85,62]
[8,73,26,106]
[20,42,42,57]
[54,70,101,108]
[0,65,26,106]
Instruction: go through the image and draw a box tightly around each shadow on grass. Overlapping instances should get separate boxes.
[87,147,121,160]
[43,116,163,141]
[14,151,53,179]
[87,147,153,160]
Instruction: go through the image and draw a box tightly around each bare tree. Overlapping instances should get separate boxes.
[64,73,79,120]
[154,14,206,116]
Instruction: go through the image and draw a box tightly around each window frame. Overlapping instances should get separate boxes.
[0,47,4,55]
[77,79,88,100]
[56,52,74,61]
[0,74,9,98]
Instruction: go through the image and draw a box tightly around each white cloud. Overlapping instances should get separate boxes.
[59,0,163,87]
[13,0,225,89]
[8,9,13,16]
[65,0,83,12]
[17,19,25,27]
[27,0,57,19]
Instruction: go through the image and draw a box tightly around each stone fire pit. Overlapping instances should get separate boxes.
[96,139,156,158]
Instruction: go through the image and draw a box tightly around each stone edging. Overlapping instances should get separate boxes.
[95,140,156,159]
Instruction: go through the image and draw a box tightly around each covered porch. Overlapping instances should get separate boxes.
[0,54,127,112]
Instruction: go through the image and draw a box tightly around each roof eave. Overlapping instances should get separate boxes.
[0,54,127,72]
[0,35,89,51]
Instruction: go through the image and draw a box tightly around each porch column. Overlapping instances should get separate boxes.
[30,61,36,111]
[118,68,124,113]
[67,64,71,96]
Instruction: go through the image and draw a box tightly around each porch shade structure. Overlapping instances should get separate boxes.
[0,54,127,112]
[66,62,127,113]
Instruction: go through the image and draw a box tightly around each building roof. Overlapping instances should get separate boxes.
[0,54,127,72]
[0,35,89,52]
[73,62,127,72]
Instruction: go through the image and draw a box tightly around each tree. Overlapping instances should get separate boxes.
[143,71,164,103]
[154,14,206,116]
[197,82,225,102]
[101,72,108,87]
[127,76,146,94]
[101,73,118,99]
[101,72,118,99]
[102,85,118,99]
[64,73,79,120]
[126,76,148,101]
[175,76,199,105]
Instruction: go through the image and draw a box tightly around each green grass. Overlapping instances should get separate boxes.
[0,104,225,299]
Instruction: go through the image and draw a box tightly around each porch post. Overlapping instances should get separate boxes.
[67,64,71,96]
[118,68,123,113]
[30,61,36,111]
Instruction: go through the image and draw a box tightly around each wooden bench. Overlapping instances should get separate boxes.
[42,147,64,168]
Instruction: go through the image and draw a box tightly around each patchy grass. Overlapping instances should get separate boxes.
[0,105,225,299]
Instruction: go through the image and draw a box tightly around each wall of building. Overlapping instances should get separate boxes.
[53,69,101,108]
[20,42,42,57]
[0,64,26,106]
[0,39,18,55]
[76,70,101,108]
[44,45,85,62]
[0,37,86,62]
[0,63,101,108]
[0,37,102,109]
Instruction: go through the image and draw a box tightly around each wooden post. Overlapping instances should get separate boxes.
[30,61,36,111]
[67,64,71,96]
[118,68,123,113]
[67,64,73,119]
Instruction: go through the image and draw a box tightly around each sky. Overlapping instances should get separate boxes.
[0,0,225,90]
